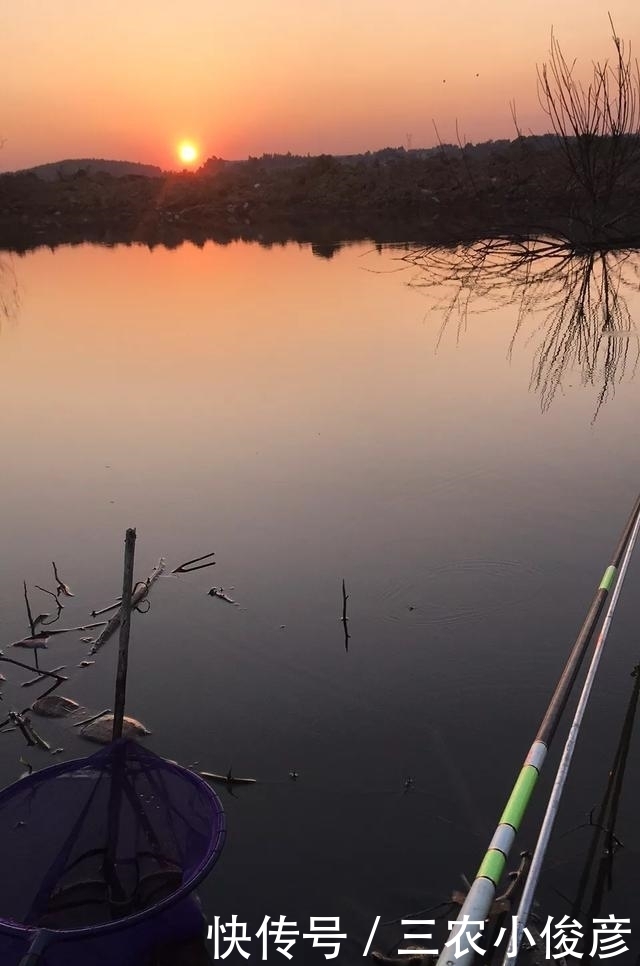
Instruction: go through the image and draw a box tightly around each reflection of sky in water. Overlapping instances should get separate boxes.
[0,241,639,960]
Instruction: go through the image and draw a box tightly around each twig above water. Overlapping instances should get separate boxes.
[23,581,36,638]
[342,578,351,651]
[52,561,74,598]
[172,552,216,574]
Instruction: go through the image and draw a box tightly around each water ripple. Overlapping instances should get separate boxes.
[380,557,547,626]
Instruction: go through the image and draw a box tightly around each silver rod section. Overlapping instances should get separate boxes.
[503,506,640,965]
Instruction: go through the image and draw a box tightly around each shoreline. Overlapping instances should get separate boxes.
[2,146,640,255]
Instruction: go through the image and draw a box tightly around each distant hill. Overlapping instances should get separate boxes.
[17,159,164,180]
[197,134,563,174]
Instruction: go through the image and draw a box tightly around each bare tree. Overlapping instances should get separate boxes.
[537,17,640,235]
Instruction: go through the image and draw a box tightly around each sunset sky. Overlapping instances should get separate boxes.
[2,1,638,172]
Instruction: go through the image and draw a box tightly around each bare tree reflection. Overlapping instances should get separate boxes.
[404,237,640,419]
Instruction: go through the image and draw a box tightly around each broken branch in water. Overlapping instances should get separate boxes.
[34,585,64,625]
[52,561,74,597]
[0,659,68,725]
[7,711,51,751]
[342,578,351,651]
[24,718,51,752]
[172,552,216,574]
[0,652,67,751]
[90,557,165,654]
[35,585,63,606]
[20,666,67,688]
[8,712,35,747]
[23,581,36,638]
[48,622,107,634]
[72,708,111,729]
[0,657,67,680]
[200,769,257,785]
[91,598,121,618]
[8,621,107,649]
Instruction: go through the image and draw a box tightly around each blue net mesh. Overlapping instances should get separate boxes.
[0,739,225,935]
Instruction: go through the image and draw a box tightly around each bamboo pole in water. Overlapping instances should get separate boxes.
[435,491,640,966]
[112,528,136,741]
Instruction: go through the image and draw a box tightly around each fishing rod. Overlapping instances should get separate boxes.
[435,491,640,966]
[571,662,640,925]
[502,502,640,965]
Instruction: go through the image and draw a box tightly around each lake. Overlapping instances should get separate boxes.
[0,239,639,963]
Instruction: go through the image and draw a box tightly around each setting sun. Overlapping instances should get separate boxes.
[177,141,198,165]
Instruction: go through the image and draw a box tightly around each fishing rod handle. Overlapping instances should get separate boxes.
[18,929,53,966]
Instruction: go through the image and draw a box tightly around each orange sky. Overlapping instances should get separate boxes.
[1,1,638,172]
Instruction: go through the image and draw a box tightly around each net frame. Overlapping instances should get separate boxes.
[0,739,226,944]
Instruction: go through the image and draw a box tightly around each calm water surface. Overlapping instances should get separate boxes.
[0,240,639,962]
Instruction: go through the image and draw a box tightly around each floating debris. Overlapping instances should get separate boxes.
[200,768,256,786]
[12,635,49,650]
[31,695,80,718]
[77,659,95,667]
[208,587,237,605]
[80,713,150,745]
[289,770,299,781]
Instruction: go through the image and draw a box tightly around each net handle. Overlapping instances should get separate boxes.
[19,929,54,966]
